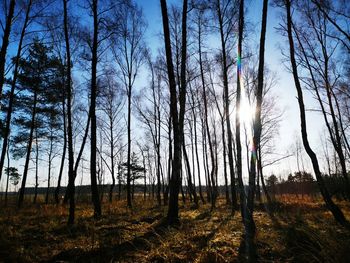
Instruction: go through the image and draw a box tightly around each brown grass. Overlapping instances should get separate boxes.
[0,195,349,262]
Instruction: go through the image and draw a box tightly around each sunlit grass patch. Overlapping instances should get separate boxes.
[0,195,349,262]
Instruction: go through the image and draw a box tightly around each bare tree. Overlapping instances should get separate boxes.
[160,0,188,224]
[90,0,102,218]
[98,70,125,203]
[291,1,350,197]
[111,1,146,208]
[284,0,349,227]
[215,0,239,211]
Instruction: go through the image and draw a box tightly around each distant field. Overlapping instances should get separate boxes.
[0,195,349,262]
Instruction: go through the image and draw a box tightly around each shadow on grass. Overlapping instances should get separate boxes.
[49,216,168,262]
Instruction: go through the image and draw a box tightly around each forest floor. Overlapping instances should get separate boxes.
[0,195,350,262]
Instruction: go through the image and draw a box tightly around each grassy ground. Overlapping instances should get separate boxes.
[0,195,349,262]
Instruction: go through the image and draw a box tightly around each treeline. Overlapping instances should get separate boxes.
[265,171,350,198]
[0,0,349,260]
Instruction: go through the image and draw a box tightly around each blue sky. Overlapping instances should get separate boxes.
[1,0,331,191]
[136,0,323,178]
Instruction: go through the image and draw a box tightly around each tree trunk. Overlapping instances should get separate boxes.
[198,18,216,208]
[246,1,269,259]
[285,0,349,228]
[258,147,271,204]
[192,92,205,204]
[63,0,76,225]
[183,138,198,206]
[33,135,39,204]
[164,116,172,206]
[126,86,132,208]
[160,0,187,225]
[5,146,10,206]
[202,118,211,203]
[18,90,38,208]
[221,118,230,205]
[235,0,246,221]
[46,133,54,204]
[0,0,32,183]
[0,0,16,99]
[90,0,101,218]
[217,0,238,212]
[55,88,67,204]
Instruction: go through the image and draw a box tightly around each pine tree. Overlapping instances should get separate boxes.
[15,40,64,207]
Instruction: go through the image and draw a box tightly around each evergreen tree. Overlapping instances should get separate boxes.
[15,40,64,207]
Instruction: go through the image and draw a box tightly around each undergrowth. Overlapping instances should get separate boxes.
[0,195,349,262]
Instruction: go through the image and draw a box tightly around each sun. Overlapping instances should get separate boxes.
[239,96,254,126]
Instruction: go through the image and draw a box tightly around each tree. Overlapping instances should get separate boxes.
[97,70,125,203]
[215,0,239,211]
[16,40,63,208]
[266,174,278,199]
[7,167,21,187]
[235,0,245,224]
[90,0,101,218]
[110,1,147,207]
[0,0,32,185]
[291,0,350,197]
[0,0,16,99]
[284,0,349,227]
[160,0,188,224]
[134,57,165,207]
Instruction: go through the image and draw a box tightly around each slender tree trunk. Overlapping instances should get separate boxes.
[192,92,204,203]
[0,0,16,99]
[33,134,39,204]
[190,117,198,205]
[202,117,211,203]
[46,134,54,204]
[222,118,230,205]
[256,165,261,203]
[285,0,349,227]
[18,90,37,208]
[160,0,187,224]
[109,123,115,203]
[164,116,172,205]
[236,0,246,221]
[0,0,32,183]
[90,0,101,218]
[126,87,132,207]
[198,20,216,208]
[245,1,268,259]
[141,150,146,200]
[63,108,90,205]
[211,118,218,209]
[5,146,10,206]
[63,0,76,225]
[118,164,122,200]
[183,138,198,206]
[55,91,67,204]
[293,22,350,198]
[258,147,271,204]
[216,0,238,212]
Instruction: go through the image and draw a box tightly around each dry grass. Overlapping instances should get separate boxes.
[0,195,349,262]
